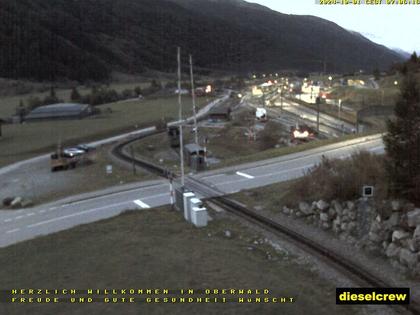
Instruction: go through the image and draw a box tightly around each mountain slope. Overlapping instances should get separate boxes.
[0,0,403,82]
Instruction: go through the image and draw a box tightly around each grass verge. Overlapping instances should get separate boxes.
[0,207,360,315]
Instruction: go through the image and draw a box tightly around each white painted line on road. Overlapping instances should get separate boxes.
[27,201,130,229]
[26,213,35,217]
[236,171,254,179]
[15,216,24,220]
[40,210,46,213]
[4,219,12,223]
[6,228,20,234]
[49,207,57,210]
[133,200,151,209]
[217,164,316,187]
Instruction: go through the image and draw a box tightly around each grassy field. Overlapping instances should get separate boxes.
[132,116,290,172]
[0,207,361,315]
[0,95,212,167]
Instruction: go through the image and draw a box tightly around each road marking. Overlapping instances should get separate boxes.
[218,164,315,187]
[27,201,130,229]
[15,216,24,220]
[26,213,35,217]
[40,210,46,213]
[236,171,254,179]
[133,200,151,209]
[49,207,57,210]
[6,228,20,234]
[4,219,12,223]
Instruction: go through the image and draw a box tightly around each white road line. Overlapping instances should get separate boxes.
[217,164,315,187]
[4,219,12,223]
[59,183,167,207]
[26,213,35,217]
[6,228,20,234]
[15,216,24,220]
[133,200,151,209]
[27,201,130,229]
[236,171,255,179]
[40,210,46,213]
[49,207,57,210]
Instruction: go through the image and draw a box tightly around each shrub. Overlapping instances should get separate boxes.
[290,151,388,202]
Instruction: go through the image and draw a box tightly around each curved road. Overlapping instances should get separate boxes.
[0,134,384,247]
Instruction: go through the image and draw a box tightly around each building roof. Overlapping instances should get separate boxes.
[209,106,231,115]
[184,143,204,153]
[26,103,91,120]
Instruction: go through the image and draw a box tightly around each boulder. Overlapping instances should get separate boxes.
[282,206,290,215]
[347,222,357,233]
[407,208,420,228]
[320,212,329,222]
[368,231,383,244]
[331,200,343,216]
[340,222,348,231]
[10,197,23,209]
[348,210,357,221]
[386,243,401,258]
[328,207,337,219]
[384,213,401,229]
[298,202,313,215]
[321,222,331,230]
[332,218,341,234]
[21,198,34,208]
[399,248,419,269]
[370,221,382,234]
[412,226,420,252]
[316,200,329,211]
[2,197,15,207]
[392,230,411,243]
[346,201,355,211]
[391,200,402,212]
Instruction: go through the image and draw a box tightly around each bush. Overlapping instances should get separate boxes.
[290,151,388,202]
[258,122,282,150]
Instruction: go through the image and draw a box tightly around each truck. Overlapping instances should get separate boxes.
[50,144,96,172]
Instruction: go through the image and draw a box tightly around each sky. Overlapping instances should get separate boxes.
[250,0,420,54]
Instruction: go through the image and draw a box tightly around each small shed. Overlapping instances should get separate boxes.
[183,143,206,171]
[208,106,231,121]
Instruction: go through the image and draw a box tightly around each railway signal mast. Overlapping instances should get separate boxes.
[189,54,199,145]
[177,47,185,186]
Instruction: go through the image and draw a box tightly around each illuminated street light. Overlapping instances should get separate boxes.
[394,80,398,86]
[328,76,333,81]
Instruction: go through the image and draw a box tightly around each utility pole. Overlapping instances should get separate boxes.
[189,54,198,145]
[316,96,321,133]
[177,47,185,186]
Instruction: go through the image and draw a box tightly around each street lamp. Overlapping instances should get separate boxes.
[394,80,398,86]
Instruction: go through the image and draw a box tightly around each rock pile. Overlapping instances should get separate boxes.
[283,199,420,275]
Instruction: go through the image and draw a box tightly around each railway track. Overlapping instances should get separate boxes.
[113,129,420,315]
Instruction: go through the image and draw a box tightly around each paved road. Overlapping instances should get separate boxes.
[0,134,384,247]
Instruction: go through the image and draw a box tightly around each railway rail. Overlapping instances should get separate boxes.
[112,127,420,315]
